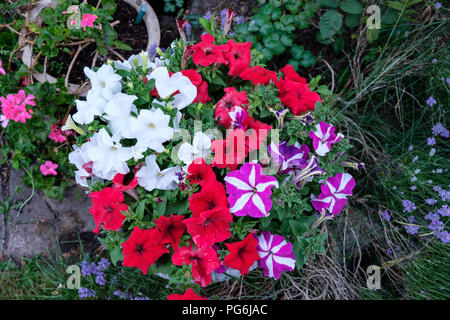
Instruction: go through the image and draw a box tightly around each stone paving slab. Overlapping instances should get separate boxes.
[1,169,96,262]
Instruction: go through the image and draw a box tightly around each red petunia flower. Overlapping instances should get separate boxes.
[181,69,211,104]
[276,64,321,116]
[239,66,278,86]
[88,187,128,233]
[223,233,260,275]
[245,116,271,150]
[186,158,216,185]
[192,34,228,67]
[183,207,233,248]
[167,288,208,300]
[122,226,169,275]
[172,243,220,287]
[214,87,249,128]
[189,180,229,216]
[279,64,307,84]
[223,39,252,76]
[112,172,138,191]
[154,214,186,248]
[211,129,249,170]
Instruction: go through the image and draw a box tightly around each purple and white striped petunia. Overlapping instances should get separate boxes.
[256,231,296,279]
[224,163,279,218]
[229,106,248,129]
[309,121,343,156]
[311,173,355,216]
[268,140,310,173]
[288,156,325,189]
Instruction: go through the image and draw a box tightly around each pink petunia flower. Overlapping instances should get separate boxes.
[81,14,98,27]
[40,161,58,176]
[311,173,355,216]
[309,121,343,156]
[0,60,5,75]
[256,231,296,279]
[224,163,279,218]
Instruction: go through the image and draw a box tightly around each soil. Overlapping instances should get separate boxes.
[47,0,148,83]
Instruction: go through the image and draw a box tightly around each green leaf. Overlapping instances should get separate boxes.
[345,13,361,27]
[136,199,146,220]
[319,10,343,39]
[102,0,117,14]
[291,44,305,60]
[261,48,273,61]
[271,7,282,20]
[260,4,273,15]
[293,238,308,268]
[290,220,309,237]
[114,40,132,51]
[280,34,293,47]
[340,0,363,14]
[155,197,167,217]
[97,44,107,55]
[319,0,339,8]
[300,51,316,67]
[259,23,273,36]
[366,28,379,43]
[253,14,270,27]
[381,8,400,25]
[199,17,211,31]
[316,85,332,95]
[110,246,123,265]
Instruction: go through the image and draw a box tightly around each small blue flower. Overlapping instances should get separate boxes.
[236,15,245,24]
[404,224,419,235]
[185,22,192,37]
[203,11,211,20]
[426,96,437,106]
[78,287,96,299]
[429,148,436,157]
[427,137,436,145]
[402,200,416,213]
[435,2,442,9]
[381,210,391,222]
[437,231,449,243]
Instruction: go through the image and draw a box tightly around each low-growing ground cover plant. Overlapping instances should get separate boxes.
[64,11,361,297]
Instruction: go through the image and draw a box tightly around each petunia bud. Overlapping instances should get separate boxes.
[223,9,236,36]
[176,19,188,43]
[139,51,149,71]
[62,115,86,135]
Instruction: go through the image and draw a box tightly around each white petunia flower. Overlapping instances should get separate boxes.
[69,144,92,187]
[114,52,152,71]
[135,155,180,191]
[147,66,196,110]
[73,90,107,125]
[103,92,138,139]
[177,131,212,165]
[131,108,174,153]
[85,128,132,178]
[84,64,122,100]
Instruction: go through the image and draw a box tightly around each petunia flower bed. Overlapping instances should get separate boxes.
[65,13,359,296]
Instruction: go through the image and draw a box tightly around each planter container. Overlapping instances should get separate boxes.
[19,0,160,96]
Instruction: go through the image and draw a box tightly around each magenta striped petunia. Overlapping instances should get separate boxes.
[311,173,355,215]
[256,231,296,279]
[309,121,343,156]
[224,163,279,218]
